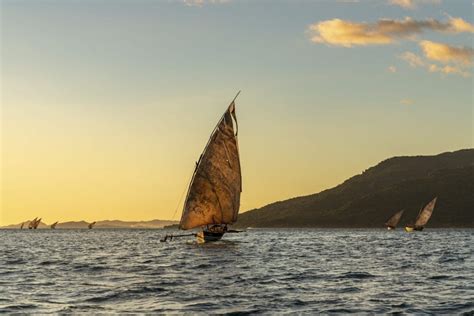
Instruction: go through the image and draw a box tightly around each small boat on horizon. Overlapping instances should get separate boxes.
[51,221,59,229]
[405,197,437,232]
[28,217,38,229]
[385,210,404,230]
[34,218,41,229]
[161,92,243,243]
[28,217,41,229]
[88,222,96,229]
[20,222,24,229]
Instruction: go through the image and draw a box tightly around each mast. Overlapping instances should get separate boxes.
[179,92,242,230]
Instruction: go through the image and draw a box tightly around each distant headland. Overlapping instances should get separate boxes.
[1,219,178,229]
[235,149,474,228]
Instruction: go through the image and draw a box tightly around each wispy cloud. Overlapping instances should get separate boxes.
[308,17,474,47]
[400,98,414,105]
[400,51,425,67]
[420,40,474,65]
[400,42,472,78]
[389,0,441,10]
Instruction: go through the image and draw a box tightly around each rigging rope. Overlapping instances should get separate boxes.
[171,164,195,221]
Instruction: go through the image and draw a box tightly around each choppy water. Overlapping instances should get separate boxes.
[0,229,472,314]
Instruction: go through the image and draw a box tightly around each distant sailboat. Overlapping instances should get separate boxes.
[51,221,59,229]
[28,217,38,229]
[33,218,41,229]
[161,92,243,243]
[88,222,96,229]
[405,197,437,232]
[385,210,404,230]
[20,222,24,229]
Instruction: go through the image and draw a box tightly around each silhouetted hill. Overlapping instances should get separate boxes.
[236,149,474,228]
[2,219,178,229]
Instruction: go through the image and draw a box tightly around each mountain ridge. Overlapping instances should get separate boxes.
[1,219,178,229]
[235,149,474,228]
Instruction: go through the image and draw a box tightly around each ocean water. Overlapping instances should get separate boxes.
[0,228,472,314]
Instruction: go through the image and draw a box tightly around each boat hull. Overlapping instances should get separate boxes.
[405,226,424,232]
[196,231,224,243]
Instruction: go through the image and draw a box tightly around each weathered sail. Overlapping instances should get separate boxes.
[415,197,437,227]
[179,100,242,230]
[385,210,404,228]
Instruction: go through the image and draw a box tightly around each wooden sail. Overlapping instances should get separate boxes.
[385,210,404,228]
[414,197,437,227]
[51,221,59,229]
[179,95,242,230]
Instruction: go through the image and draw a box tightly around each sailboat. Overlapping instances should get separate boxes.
[385,210,404,230]
[161,92,243,243]
[405,197,437,232]
[20,222,24,229]
[28,217,38,229]
[88,222,96,229]
[51,221,59,229]
[33,218,42,229]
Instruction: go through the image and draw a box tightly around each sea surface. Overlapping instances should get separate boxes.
[0,228,472,314]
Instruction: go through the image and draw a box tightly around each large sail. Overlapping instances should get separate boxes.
[385,210,404,228]
[179,99,242,230]
[415,197,437,227]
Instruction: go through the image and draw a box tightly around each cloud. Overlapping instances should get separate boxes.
[400,98,414,105]
[400,47,472,77]
[308,17,474,47]
[400,51,425,67]
[389,0,441,10]
[428,64,471,77]
[420,40,474,65]
[448,17,474,33]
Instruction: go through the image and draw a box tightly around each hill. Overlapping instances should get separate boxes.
[2,219,178,229]
[235,149,474,228]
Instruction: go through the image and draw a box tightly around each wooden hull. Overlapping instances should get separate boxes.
[196,231,224,243]
[405,226,424,232]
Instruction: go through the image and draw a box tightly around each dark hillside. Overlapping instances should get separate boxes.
[236,149,474,228]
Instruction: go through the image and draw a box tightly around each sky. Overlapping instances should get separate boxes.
[0,0,472,226]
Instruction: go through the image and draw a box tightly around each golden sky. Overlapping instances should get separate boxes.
[1,0,472,226]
